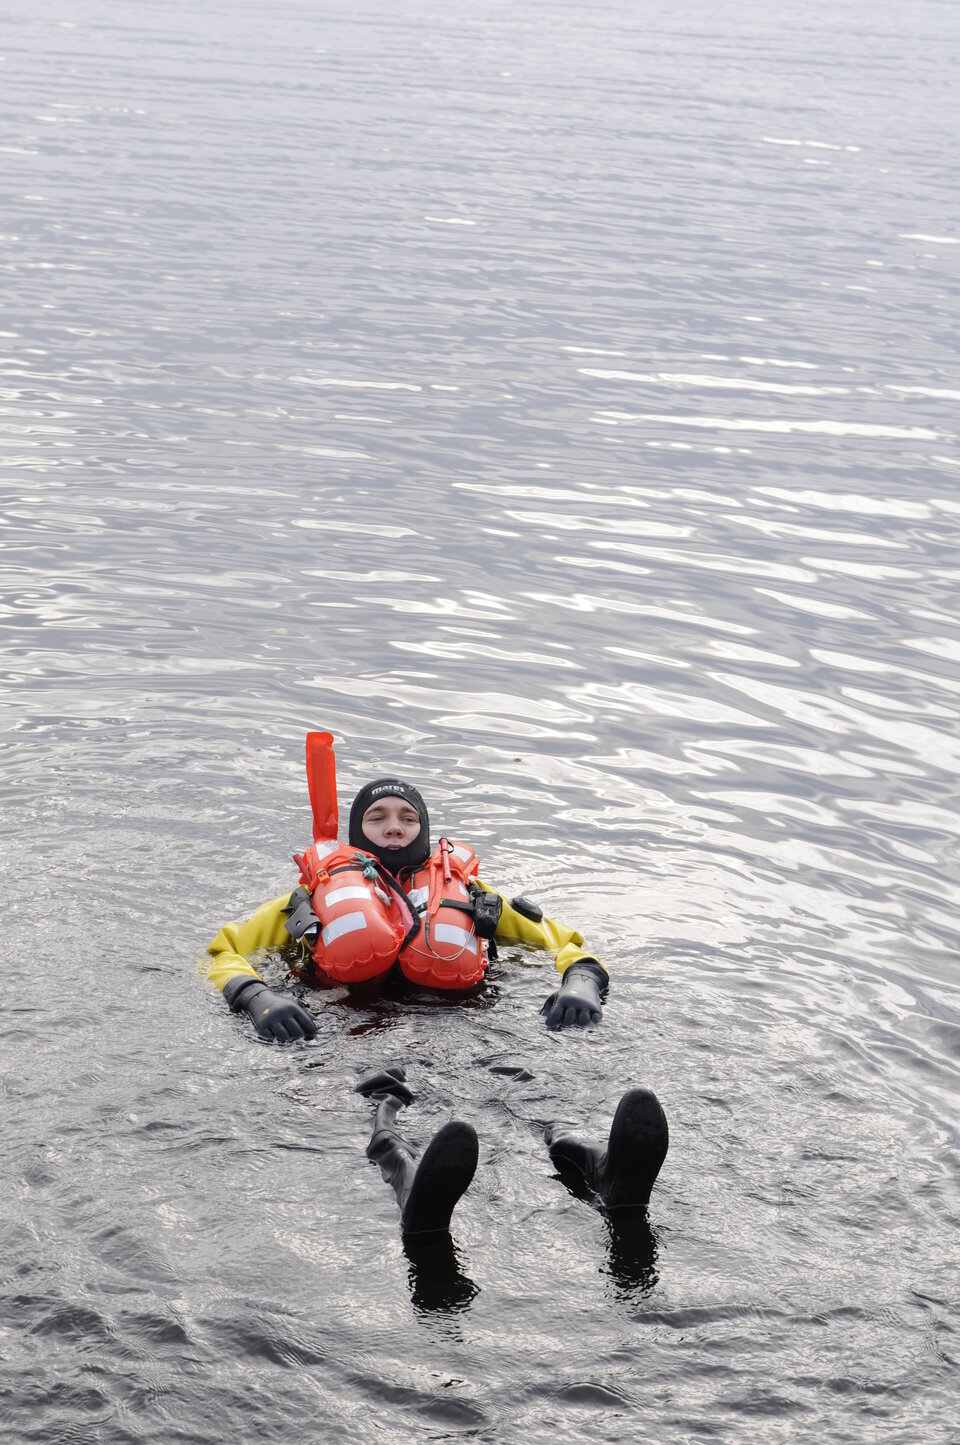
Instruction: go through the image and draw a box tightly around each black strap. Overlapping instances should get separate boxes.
[438,899,475,916]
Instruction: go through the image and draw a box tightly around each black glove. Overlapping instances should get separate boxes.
[223,977,318,1042]
[541,961,605,1030]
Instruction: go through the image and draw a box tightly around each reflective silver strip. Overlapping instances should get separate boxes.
[314,839,339,859]
[323,886,371,907]
[433,923,477,953]
[450,844,471,861]
[458,882,470,898]
[322,911,367,946]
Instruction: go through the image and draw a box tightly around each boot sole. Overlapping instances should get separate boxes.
[602,1088,669,1216]
[401,1122,479,1237]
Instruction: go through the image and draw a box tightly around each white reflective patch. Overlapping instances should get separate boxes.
[450,844,471,861]
[434,924,477,953]
[458,882,469,898]
[322,911,368,946]
[323,886,371,908]
[408,886,429,908]
[314,839,338,859]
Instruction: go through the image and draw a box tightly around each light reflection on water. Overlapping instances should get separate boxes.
[2,0,960,1440]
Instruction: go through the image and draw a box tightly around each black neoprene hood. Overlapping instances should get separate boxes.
[348,778,431,875]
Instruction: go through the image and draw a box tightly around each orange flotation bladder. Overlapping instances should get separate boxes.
[293,837,490,991]
[294,840,417,985]
[398,838,489,991]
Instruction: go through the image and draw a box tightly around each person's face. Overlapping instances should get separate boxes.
[361,795,421,852]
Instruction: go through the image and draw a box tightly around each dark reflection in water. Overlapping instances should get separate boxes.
[548,1156,662,1300]
[603,1215,661,1302]
[403,1234,480,1316]
[314,972,506,1039]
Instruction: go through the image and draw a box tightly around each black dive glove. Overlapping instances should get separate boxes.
[541,961,606,1030]
[223,977,318,1042]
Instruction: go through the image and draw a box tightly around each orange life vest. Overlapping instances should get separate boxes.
[400,839,489,990]
[293,837,489,991]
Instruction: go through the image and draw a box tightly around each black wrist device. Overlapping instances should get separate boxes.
[471,888,503,939]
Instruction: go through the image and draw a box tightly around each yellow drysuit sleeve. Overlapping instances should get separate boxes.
[475,879,608,983]
[205,892,295,993]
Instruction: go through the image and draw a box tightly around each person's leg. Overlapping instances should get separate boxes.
[545,1087,669,1216]
[365,1092,419,1206]
[357,1068,479,1237]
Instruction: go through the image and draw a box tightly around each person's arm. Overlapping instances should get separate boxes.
[475,880,608,1029]
[206,893,318,1042]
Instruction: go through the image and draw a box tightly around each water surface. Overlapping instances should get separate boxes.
[2,2,959,1441]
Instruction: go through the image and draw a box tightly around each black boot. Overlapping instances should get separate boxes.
[364,1092,478,1238]
[399,1120,479,1238]
[355,1065,414,1105]
[545,1088,669,1217]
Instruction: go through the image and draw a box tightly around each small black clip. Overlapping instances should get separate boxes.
[282,885,321,944]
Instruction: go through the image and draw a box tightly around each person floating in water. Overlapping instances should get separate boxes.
[206,732,669,1240]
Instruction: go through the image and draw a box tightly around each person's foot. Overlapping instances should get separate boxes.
[355,1065,414,1104]
[600,1088,669,1215]
[546,1087,668,1216]
[401,1121,479,1237]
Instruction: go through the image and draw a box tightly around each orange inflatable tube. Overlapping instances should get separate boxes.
[399,840,489,990]
[306,731,338,842]
[296,841,410,984]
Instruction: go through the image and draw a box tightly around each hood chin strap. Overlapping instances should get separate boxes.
[355,833,429,877]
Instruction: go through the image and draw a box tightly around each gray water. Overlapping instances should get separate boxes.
[2,1,959,1440]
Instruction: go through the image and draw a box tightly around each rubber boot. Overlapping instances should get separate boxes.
[366,1095,479,1238]
[545,1087,669,1217]
[355,1066,414,1105]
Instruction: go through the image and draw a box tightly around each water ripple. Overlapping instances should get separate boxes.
[2,0,959,1441]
